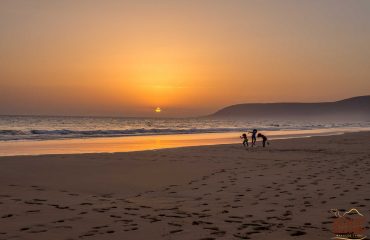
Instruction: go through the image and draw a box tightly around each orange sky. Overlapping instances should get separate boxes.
[1,0,370,117]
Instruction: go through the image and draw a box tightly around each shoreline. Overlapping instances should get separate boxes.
[0,127,369,157]
[0,131,369,239]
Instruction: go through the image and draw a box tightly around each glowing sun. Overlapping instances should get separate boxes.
[155,107,162,113]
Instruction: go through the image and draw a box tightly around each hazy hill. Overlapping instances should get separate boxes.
[209,96,370,120]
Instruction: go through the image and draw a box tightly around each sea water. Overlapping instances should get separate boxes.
[0,115,369,141]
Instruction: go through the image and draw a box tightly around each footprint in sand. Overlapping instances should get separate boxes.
[290,230,306,236]
[26,209,41,213]
[30,229,48,233]
[169,229,183,234]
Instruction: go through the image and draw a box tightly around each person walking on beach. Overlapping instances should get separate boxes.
[257,133,269,147]
[249,129,258,147]
[240,133,249,148]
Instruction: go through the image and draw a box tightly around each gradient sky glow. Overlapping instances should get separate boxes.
[1,0,370,117]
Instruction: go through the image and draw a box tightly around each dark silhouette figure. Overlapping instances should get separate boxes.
[249,129,258,146]
[257,133,268,147]
[240,133,248,148]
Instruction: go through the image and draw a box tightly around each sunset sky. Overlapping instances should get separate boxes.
[1,0,369,117]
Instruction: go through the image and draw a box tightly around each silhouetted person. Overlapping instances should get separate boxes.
[257,133,268,147]
[249,129,258,146]
[240,133,248,148]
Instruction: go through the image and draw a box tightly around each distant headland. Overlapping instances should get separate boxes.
[209,96,370,120]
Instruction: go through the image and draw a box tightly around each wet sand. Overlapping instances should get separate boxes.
[0,132,369,239]
[0,127,368,156]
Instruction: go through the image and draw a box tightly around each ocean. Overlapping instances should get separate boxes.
[0,115,369,141]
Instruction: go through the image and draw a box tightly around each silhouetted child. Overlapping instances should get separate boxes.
[240,133,248,148]
[249,129,258,146]
[257,133,269,147]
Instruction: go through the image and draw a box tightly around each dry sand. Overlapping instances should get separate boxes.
[0,132,369,240]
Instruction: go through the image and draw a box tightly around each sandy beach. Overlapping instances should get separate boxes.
[0,132,369,240]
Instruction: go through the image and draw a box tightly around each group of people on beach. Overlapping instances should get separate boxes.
[240,129,268,148]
